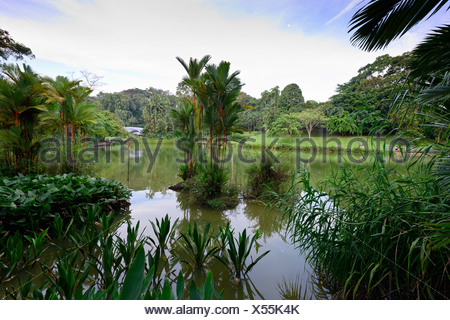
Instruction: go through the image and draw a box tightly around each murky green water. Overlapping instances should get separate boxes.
[0,140,412,299]
[94,143,401,300]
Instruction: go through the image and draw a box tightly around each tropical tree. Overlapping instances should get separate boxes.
[269,113,300,141]
[278,83,304,113]
[296,109,327,138]
[171,101,197,177]
[173,56,244,193]
[0,29,34,61]
[201,61,243,160]
[0,64,48,172]
[43,76,81,139]
[176,55,211,130]
[262,86,280,126]
[44,76,97,148]
[326,111,358,135]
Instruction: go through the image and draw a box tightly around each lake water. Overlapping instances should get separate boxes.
[95,143,392,299]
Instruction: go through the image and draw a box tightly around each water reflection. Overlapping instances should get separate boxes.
[97,145,356,299]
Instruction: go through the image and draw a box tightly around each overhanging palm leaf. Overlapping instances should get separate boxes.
[409,24,450,77]
[349,0,449,51]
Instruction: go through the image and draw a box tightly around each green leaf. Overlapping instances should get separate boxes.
[120,246,145,300]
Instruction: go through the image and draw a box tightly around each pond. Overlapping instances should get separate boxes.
[94,142,401,300]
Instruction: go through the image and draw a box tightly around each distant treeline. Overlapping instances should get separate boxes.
[90,52,443,140]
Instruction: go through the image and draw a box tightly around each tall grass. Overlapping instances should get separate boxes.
[270,153,450,299]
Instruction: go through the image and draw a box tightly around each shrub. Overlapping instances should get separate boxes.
[0,173,131,232]
[181,163,239,209]
[246,158,289,198]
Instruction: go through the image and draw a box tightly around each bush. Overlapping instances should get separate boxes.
[182,163,239,209]
[246,158,289,199]
[0,173,131,232]
[177,163,197,181]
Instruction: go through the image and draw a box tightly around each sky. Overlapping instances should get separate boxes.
[1,0,448,102]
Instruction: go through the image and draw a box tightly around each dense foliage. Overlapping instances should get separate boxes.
[89,87,177,137]
[86,52,444,141]
[271,158,449,299]
[0,29,34,61]
[0,64,128,175]
[268,0,450,300]
[0,173,131,232]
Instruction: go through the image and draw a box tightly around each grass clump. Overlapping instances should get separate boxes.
[246,158,290,199]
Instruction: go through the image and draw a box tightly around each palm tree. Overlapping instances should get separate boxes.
[44,76,96,147]
[176,55,211,130]
[171,101,197,175]
[176,55,211,103]
[170,100,194,135]
[43,76,81,140]
[0,64,48,172]
[203,61,243,160]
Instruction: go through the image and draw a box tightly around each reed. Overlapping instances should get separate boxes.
[269,154,450,299]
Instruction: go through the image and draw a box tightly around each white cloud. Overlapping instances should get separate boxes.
[326,0,360,25]
[1,0,419,101]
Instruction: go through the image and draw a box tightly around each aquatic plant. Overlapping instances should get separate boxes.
[270,158,450,299]
[177,222,219,270]
[150,214,179,252]
[216,228,270,279]
[4,219,222,300]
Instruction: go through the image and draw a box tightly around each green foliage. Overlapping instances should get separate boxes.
[326,111,358,135]
[0,229,48,282]
[278,83,304,113]
[0,29,34,61]
[143,92,175,137]
[246,158,289,198]
[0,64,49,173]
[270,159,450,299]
[0,64,104,175]
[177,163,198,181]
[325,53,412,134]
[181,163,239,209]
[173,56,243,207]
[177,222,219,270]
[269,113,300,138]
[96,109,129,138]
[150,214,179,252]
[2,214,224,300]
[296,108,327,138]
[216,228,270,279]
[349,0,448,51]
[197,163,229,199]
[0,173,131,232]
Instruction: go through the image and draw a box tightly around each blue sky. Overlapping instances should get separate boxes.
[1,0,448,101]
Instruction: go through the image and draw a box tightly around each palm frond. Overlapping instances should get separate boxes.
[349,0,449,51]
[410,24,450,77]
